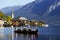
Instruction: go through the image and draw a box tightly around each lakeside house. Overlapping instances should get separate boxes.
[0,19,4,27]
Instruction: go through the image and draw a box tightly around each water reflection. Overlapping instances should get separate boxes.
[0,27,60,40]
[0,27,4,40]
[14,33,38,40]
[0,27,12,40]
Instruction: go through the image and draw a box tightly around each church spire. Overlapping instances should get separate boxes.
[11,8,14,19]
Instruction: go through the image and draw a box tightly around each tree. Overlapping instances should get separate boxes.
[6,16,12,21]
[0,12,5,19]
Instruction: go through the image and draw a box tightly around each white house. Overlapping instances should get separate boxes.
[0,20,4,27]
[19,17,27,20]
[19,17,28,24]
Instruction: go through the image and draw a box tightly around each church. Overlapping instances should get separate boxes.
[11,8,14,19]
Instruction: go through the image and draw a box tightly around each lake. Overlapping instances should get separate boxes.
[0,24,60,40]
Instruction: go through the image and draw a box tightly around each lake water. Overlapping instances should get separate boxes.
[0,24,60,40]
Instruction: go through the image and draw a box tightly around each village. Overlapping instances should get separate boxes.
[0,11,45,27]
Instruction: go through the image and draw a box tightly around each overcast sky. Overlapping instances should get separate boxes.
[0,0,35,9]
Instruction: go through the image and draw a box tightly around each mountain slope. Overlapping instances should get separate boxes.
[14,0,60,20]
[0,5,23,15]
[0,0,60,23]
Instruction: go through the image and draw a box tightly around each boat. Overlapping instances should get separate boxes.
[14,25,38,34]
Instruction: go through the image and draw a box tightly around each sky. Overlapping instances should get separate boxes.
[0,0,35,9]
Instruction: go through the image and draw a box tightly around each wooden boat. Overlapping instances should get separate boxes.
[14,27,38,34]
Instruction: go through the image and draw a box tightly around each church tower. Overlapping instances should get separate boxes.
[11,8,14,19]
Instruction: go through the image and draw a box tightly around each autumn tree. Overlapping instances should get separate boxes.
[6,16,12,21]
[0,12,5,19]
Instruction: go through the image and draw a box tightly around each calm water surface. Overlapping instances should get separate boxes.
[0,25,60,40]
